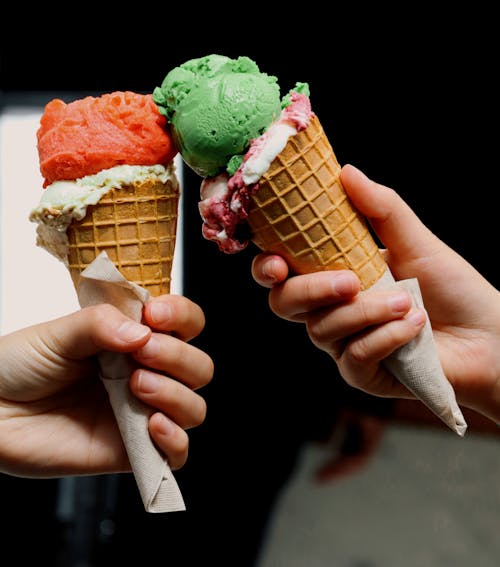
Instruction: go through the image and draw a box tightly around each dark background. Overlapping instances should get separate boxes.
[1,12,497,566]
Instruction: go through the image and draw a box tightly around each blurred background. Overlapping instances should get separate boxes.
[1,10,499,566]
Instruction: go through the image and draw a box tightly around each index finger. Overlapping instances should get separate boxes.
[268,270,360,322]
[143,295,206,342]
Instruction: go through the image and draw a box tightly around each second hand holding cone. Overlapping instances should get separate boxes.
[154,54,467,436]
[248,116,466,434]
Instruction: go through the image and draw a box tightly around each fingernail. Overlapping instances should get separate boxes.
[138,370,160,394]
[387,292,411,314]
[262,258,278,283]
[406,309,426,327]
[149,301,172,325]
[117,321,150,343]
[332,273,358,295]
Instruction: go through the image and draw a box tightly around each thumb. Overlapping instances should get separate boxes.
[340,164,441,262]
[43,303,152,360]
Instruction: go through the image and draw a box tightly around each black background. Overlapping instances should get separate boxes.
[1,10,498,566]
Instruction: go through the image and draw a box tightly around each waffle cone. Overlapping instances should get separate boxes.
[67,177,180,296]
[247,115,387,290]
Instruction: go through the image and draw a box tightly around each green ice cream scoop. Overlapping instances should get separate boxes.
[153,54,282,178]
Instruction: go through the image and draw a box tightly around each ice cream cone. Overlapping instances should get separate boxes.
[153,55,467,436]
[66,174,185,512]
[247,115,387,290]
[67,176,180,296]
[247,116,466,435]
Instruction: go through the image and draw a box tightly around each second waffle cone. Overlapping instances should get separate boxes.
[247,115,386,290]
[67,177,179,296]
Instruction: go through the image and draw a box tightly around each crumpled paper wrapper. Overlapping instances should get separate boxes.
[76,251,185,512]
[370,269,467,436]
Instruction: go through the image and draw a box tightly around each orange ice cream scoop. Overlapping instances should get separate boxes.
[38,91,176,186]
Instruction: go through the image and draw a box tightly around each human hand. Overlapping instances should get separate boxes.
[252,164,500,423]
[0,295,213,477]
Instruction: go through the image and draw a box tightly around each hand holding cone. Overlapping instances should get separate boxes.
[151,54,467,435]
[247,115,467,435]
[30,91,185,510]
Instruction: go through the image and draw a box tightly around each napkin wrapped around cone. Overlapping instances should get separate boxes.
[66,172,184,512]
[77,252,185,512]
[370,271,466,435]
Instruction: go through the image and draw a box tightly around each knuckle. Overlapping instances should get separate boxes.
[306,318,328,347]
[84,303,118,323]
[346,336,372,365]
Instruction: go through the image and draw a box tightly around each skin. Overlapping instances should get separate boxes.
[252,164,500,425]
[0,294,214,477]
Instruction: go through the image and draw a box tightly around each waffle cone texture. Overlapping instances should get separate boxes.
[247,115,387,290]
[67,177,179,296]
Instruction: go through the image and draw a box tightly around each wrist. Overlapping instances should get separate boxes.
[456,379,500,427]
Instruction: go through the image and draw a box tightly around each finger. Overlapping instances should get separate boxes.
[346,310,426,365]
[130,369,207,429]
[339,311,426,397]
[340,164,443,264]
[143,295,206,341]
[132,335,214,390]
[251,254,289,288]
[148,412,190,471]
[306,290,414,349]
[43,304,151,359]
[268,270,360,322]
